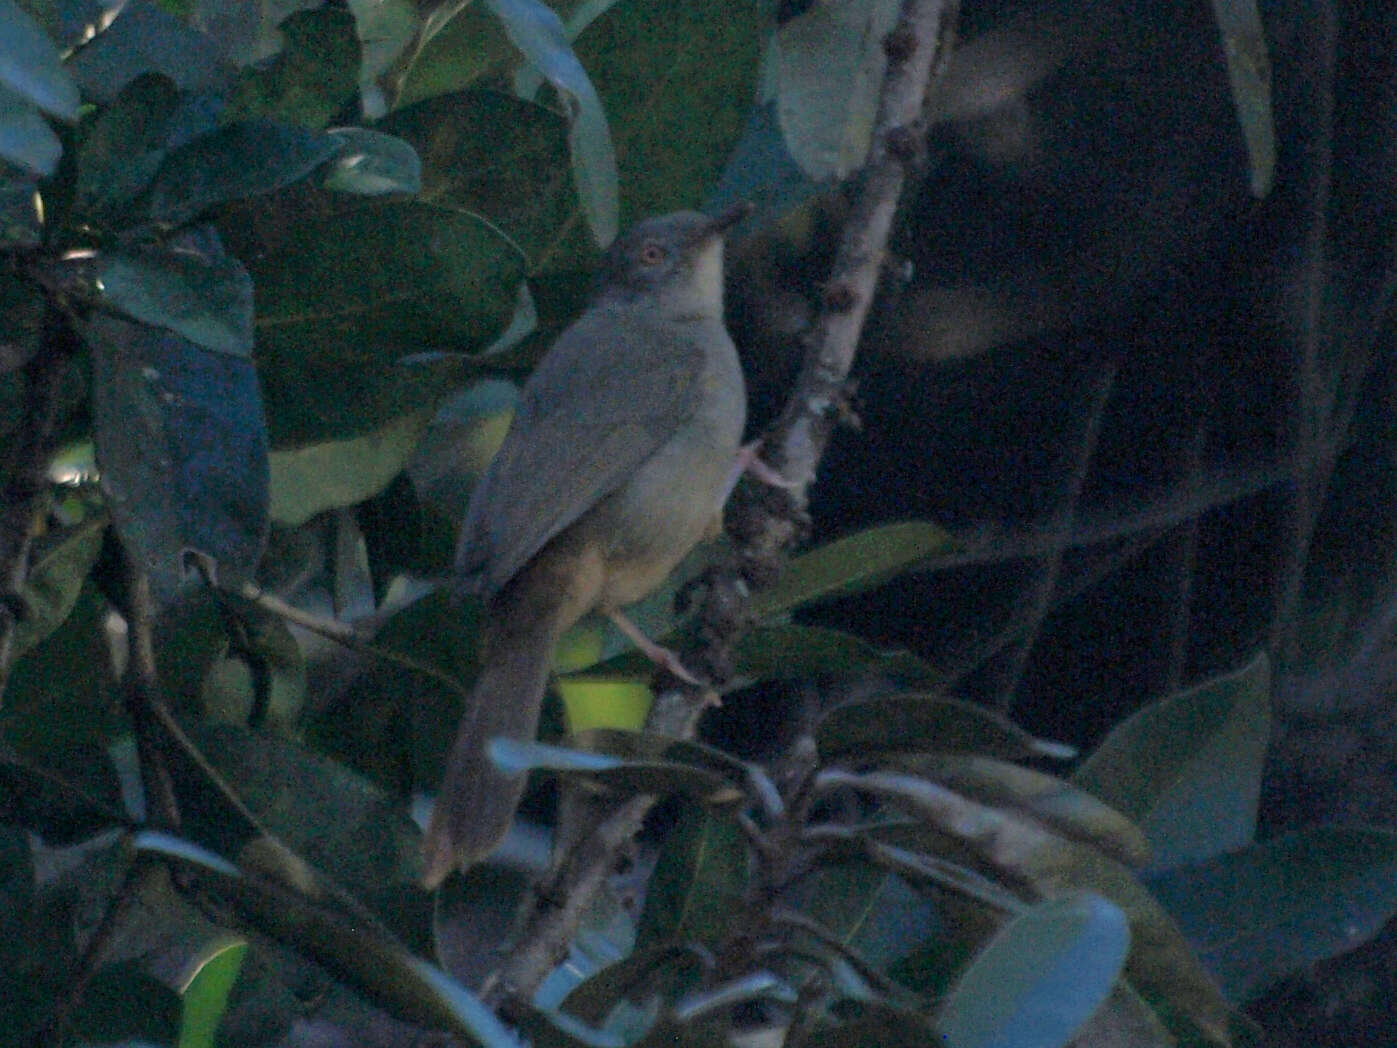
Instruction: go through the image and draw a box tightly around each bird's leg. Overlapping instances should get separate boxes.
[606,610,702,685]
[717,439,800,505]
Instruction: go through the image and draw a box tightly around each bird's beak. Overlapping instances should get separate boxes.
[699,201,754,241]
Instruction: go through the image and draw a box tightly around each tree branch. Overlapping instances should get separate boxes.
[493,0,961,1002]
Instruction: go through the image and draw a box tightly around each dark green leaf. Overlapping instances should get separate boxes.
[147,120,342,227]
[484,0,617,244]
[787,861,941,973]
[72,962,183,1046]
[74,73,182,225]
[178,938,247,1048]
[97,247,254,356]
[1146,827,1397,1003]
[322,127,422,195]
[0,84,61,176]
[224,7,360,129]
[9,515,107,659]
[560,944,707,1027]
[816,999,943,1048]
[568,729,752,787]
[86,307,269,603]
[751,522,954,619]
[0,174,42,249]
[816,693,1073,764]
[733,623,943,687]
[571,0,766,221]
[382,90,593,276]
[637,799,748,948]
[937,893,1130,1048]
[0,0,79,120]
[67,1,227,104]
[226,188,521,445]
[1073,653,1270,868]
[390,3,512,111]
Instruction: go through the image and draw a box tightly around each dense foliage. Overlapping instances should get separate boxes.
[1,1,1395,1046]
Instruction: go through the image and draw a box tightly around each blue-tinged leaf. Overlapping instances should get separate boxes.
[1073,653,1270,869]
[938,893,1130,1048]
[322,127,421,195]
[148,119,342,227]
[1146,827,1397,1004]
[74,73,182,225]
[0,0,79,119]
[0,83,61,175]
[97,247,254,356]
[66,0,227,103]
[86,301,269,604]
[484,0,618,245]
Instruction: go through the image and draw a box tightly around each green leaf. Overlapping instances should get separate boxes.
[346,0,418,113]
[788,860,941,972]
[381,90,593,275]
[0,0,79,120]
[9,515,107,659]
[769,0,900,180]
[0,83,61,176]
[86,305,269,603]
[1208,0,1274,196]
[224,7,361,129]
[148,120,343,227]
[75,73,182,226]
[637,799,749,948]
[268,410,432,526]
[1073,653,1271,869]
[178,938,248,1048]
[97,247,255,356]
[1146,827,1397,1004]
[734,623,943,686]
[817,693,1073,764]
[570,0,767,221]
[227,190,522,445]
[937,893,1130,1048]
[484,0,617,245]
[751,521,955,619]
[0,743,126,843]
[567,729,753,787]
[322,127,422,195]
[913,754,1152,868]
[490,737,745,807]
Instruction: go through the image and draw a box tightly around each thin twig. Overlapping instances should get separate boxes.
[493,0,961,1002]
[0,307,72,701]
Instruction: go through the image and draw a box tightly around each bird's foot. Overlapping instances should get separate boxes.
[606,610,702,685]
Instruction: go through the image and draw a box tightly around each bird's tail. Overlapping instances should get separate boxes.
[420,602,560,889]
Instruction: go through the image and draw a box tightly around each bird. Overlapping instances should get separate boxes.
[420,205,752,889]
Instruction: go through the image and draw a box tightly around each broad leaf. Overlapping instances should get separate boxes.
[490,738,744,807]
[322,127,422,195]
[268,410,432,526]
[66,1,227,103]
[97,247,254,356]
[485,0,618,245]
[86,310,269,603]
[937,893,1130,1048]
[148,120,343,227]
[178,938,247,1048]
[751,521,954,619]
[734,623,942,686]
[0,82,60,176]
[1146,827,1397,1003]
[637,799,748,948]
[1073,653,1270,869]
[74,73,182,226]
[0,0,79,120]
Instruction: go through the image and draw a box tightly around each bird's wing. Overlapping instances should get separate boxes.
[455,305,710,595]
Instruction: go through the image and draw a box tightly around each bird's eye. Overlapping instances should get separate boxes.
[639,242,665,265]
